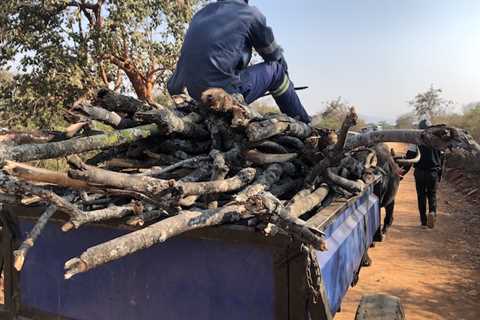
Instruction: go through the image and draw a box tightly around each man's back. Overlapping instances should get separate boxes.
[168,1,265,100]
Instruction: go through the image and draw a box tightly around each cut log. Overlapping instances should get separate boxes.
[252,141,289,154]
[175,168,256,197]
[0,192,21,204]
[272,136,305,151]
[71,104,137,129]
[62,202,143,231]
[136,156,209,177]
[13,205,57,271]
[201,88,261,127]
[207,150,230,208]
[95,88,147,115]
[246,115,313,142]
[3,161,89,190]
[270,178,304,198]
[64,205,247,279]
[135,110,209,138]
[306,108,359,184]
[68,157,174,196]
[126,209,169,227]
[326,168,365,194]
[0,172,82,218]
[234,163,284,203]
[246,192,327,251]
[285,185,330,218]
[243,149,298,165]
[0,124,161,164]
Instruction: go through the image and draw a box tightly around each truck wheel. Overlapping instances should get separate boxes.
[354,294,405,320]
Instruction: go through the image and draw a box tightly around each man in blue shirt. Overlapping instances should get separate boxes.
[168,0,311,123]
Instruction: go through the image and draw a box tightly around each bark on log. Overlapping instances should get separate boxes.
[246,192,327,251]
[64,205,247,279]
[175,168,256,197]
[13,205,57,271]
[103,158,163,170]
[0,192,21,204]
[272,136,305,151]
[0,124,161,164]
[71,104,137,129]
[269,178,304,198]
[158,139,211,154]
[305,108,359,184]
[251,141,289,154]
[136,156,209,177]
[62,202,143,231]
[246,115,313,142]
[126,209,169,227]
[243,149,298,165]
[326,168,365,194]
[135,110,209,138]
[68,157,174,196]
[345,126,480,154]
[285,185,330,218]
[201,88,261,127]
[95,88,146,115]
[207,150,230,208]
[0,172,82,218]
[234,163,284,203]
[3,161,89,190]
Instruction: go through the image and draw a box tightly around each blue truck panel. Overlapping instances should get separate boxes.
[19,223,276,320]
[10,184,381,320]
[317,188,380,314]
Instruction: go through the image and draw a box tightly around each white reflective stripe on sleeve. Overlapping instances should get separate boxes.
[258,40,279,55]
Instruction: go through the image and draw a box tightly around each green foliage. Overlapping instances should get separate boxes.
[311,97,366,131]
[409,85,452,120]
[395,112,416,129]
[436,105,480,142]
[0,0,204,128]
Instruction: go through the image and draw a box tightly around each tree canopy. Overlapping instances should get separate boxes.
[408,85,452,120]
[0,0,202,128]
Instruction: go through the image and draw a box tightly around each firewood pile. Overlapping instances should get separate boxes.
[0,88,478,280]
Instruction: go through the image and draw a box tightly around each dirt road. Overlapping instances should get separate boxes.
[335,162,480,319]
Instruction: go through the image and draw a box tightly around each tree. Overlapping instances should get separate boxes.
[395,112,416,129]
[311,97,366,131]
[0,0,203,127]
[409,85,452,120]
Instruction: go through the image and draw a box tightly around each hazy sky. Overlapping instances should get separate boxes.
[253,0,480,121]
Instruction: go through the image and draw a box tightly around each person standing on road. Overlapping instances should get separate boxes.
[404,119,445,229]
[167,0,311,123]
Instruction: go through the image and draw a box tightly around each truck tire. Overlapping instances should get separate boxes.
[354,294,405,320]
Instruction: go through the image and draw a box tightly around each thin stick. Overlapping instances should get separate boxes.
[13,205,57,271]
